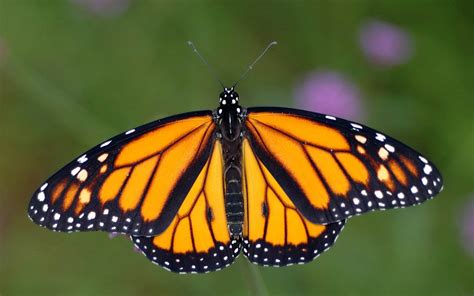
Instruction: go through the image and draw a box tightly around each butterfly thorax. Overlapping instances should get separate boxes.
[215,87,245,239]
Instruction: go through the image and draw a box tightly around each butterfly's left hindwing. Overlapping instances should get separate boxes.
[244,107,443,224]
[132,141,241,273]
[28,111,216,236]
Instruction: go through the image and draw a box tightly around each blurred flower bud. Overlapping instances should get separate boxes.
[359,20,413,67]
[460,197,474,258]
[294,71,364,122]
[72,0,130,17]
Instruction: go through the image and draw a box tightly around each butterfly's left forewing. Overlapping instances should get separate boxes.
[244,107,443,224]
[28,111,217,236]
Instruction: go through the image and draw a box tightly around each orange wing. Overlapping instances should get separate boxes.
[28,111,216,236]
[132,141,240,273]
[244,107,443,224]
[242,139,345,266]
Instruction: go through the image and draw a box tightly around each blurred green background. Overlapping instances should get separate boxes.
[1,1,473,295]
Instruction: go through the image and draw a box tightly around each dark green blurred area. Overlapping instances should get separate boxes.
[1,1,473,295]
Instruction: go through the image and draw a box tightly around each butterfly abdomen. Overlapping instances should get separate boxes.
[222,137,244,238]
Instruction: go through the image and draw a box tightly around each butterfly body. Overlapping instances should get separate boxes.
[28,86,443,273]
[216,88,245,238]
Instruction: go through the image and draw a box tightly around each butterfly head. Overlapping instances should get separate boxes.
[217,87,242,116]
[216,87,244,141]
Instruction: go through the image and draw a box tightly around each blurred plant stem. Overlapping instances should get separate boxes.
[3,58,113,143]
[240,261,268,296]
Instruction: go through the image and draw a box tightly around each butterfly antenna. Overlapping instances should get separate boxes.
[187,41,225,89]
[233,41,278,88]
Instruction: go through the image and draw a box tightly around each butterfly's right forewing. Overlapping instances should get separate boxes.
[28,111,216,237]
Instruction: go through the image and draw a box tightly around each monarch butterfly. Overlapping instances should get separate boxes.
[28,42,443,274]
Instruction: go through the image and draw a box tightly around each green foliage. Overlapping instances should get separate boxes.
[0,1,472,294]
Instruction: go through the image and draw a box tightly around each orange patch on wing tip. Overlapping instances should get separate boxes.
[51,180,67,204]
[62,183,79,211]
[74,188,91,215]
[378,147,389,160]
[77,169,88,182]
[79,188,91,204]
[335,152,369,185]
[115,116,212,167]
[99,167,131,204]
[377,165,395,190]
[100,165,108,174]
[357,145,366,154]
[355,135,367,144]
[248,113,350,150]
[389,160,408,185]
[400,156,418,177]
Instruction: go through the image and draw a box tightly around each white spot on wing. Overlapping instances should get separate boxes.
[100,140,112,148]
[71,167,81,176]
[87,211,96,220]
[384,144,395,152]
[77,155,88,164]
[375,133,386,142]
[37,192,46,202]
[419,156,428,163]
[423,164,432,175]
[325,115,336,120]
[422,177,428,185]
[351,123,363,129]
[125,129,135,135]
[375,190,383,199]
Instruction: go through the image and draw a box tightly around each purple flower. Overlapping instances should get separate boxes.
[359,20,413,67]
[294,71,364,121]
[460,197,474,258]
[72,0,130,17]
